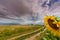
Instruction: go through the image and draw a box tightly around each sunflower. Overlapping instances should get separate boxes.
[44,16,60,37]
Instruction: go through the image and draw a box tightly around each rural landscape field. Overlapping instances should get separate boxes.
[0,0,60,40]
[0,25,41,40]
[0,24,60,40]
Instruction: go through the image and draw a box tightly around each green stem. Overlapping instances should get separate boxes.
[56,37,60,40]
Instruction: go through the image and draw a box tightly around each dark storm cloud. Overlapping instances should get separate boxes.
[0,0,60,21]
[0,0,32,19]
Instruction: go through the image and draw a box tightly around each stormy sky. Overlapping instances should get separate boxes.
[0,0,60,24]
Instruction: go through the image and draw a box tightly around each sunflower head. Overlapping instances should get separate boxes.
[44,16,60,37]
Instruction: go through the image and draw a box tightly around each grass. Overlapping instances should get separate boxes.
[0,25,41,40]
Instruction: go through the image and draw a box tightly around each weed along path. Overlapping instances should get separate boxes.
[7,29,40,40]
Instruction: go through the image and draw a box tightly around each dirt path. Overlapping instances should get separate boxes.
[7,34,27,40]
[7,29,40,40]
[25,28,47,40]
[25,33,40,40]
